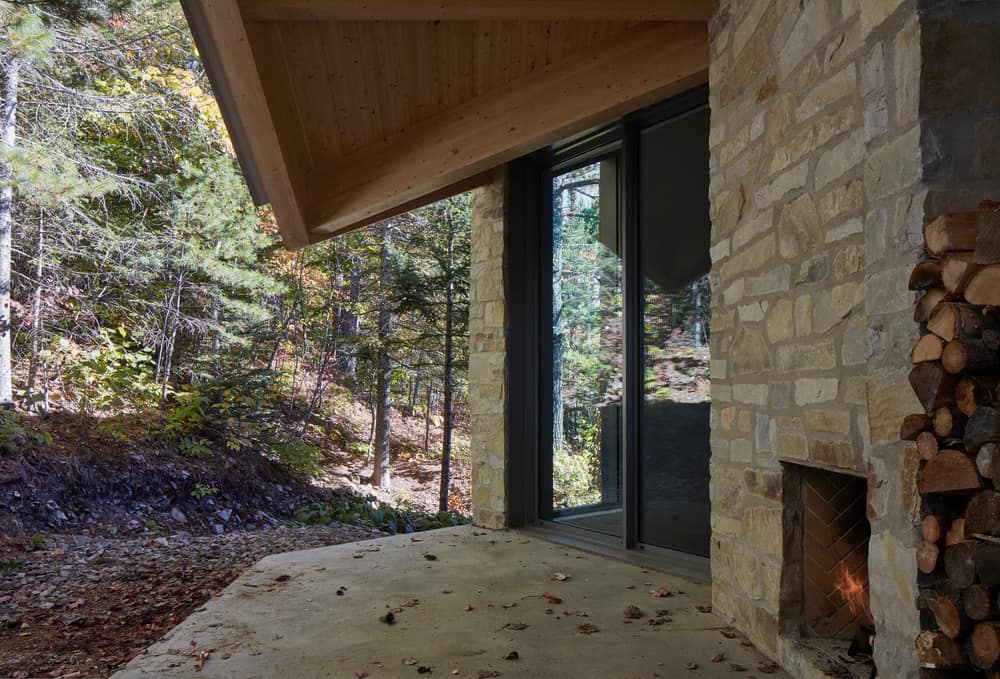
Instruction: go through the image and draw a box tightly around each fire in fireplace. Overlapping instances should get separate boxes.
[802,468,872,644]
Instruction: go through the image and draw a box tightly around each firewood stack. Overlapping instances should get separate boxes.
[906,200,1000,675]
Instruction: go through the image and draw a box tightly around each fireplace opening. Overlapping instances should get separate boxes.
[803,469,872,642]
[783,464,875,678]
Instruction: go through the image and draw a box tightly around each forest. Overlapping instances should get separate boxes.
[0,3,477,671]
[0,0,474,513]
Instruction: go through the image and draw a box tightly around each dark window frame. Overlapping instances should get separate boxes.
[506,86,710,580]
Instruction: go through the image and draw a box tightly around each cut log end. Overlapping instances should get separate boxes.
[919,450,985,495]
[925,212,979,257]
[918,539,941,574]
[918,431,940,460]
[917,630,966,668]
[911,362,959,413]
[923,514,945,543]
[967,266,1000,307]
[914,334,946,363]
[972,622,1000,669]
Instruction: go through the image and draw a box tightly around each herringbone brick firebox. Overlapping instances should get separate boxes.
[801,468,872,642]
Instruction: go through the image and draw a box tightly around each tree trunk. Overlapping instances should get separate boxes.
[211,240,222,374]
[299,279,338,436]
[335,251,361,383]
[25,208,45,410]
[159,271,183,403]
[551,182,565,454]
[372,220,395,489]
[0,56,20,407]
[439,213,455,513]
[424,383,432,454]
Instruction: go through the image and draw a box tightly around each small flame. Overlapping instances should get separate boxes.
[832,562,873,624]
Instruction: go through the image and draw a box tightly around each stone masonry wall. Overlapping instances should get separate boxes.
[709,1,1000,674]
[468,174,509,530]
[706,0,926,674]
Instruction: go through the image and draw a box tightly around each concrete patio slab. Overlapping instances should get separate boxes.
[114,526,789,678]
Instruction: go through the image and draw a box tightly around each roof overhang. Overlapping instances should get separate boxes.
[182,0,712,249]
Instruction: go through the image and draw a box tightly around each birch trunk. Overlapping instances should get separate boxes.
[0,56,20,406]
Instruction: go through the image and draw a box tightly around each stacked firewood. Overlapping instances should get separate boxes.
[906,200,1000,675]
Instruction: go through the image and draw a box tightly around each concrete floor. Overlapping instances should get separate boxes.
[114,526,789,679]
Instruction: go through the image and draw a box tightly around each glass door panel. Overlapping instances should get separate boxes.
[549,158,623,537]
[637,108,712,556]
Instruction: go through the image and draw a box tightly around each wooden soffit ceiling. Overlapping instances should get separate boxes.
[184,1,712,249]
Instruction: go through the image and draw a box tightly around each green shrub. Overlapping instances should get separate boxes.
[552,447,601,508]
[1,558,25,576]
[266,436,322,477]
[191,483,220,500]
[0,412,26,453]
[177,436,212,459]
[346,440,370,457]
[60,328,160,414]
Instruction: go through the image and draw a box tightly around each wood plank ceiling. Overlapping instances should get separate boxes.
[189,1,712,248]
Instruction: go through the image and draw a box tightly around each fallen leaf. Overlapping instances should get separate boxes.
[501,622,528,631]
[355,673,369,678]
[686,662,699,670]
[551,572,570,581]
[651,588,674,598]
[623,605,644,620]
[696,605,712,613]
[403,659,418,666]
[577,623,599,634]
[194,649,211,672]
[728,663,747,672]
[758,660,780,674]
[711,653,726,663]
[275,574,291,582]
[542,592,561,604]
[720,629,737,639]
[504,651,519,660]
[417,666,432,674]
[478,671,502,679]
[400,598,420,608]
[464,604,474,612]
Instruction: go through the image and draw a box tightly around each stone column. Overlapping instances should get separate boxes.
[468,172,509,529]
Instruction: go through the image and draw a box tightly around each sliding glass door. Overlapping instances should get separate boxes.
[547,159,623,537]
[511,87,711,569]
[637,112,712,557]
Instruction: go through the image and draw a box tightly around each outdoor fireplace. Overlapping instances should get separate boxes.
[783,464,875,678]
